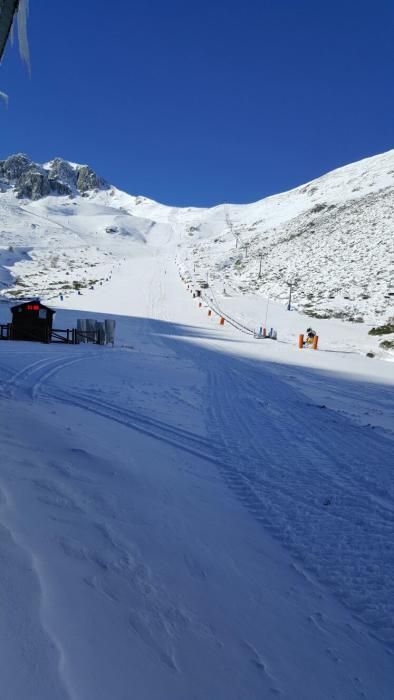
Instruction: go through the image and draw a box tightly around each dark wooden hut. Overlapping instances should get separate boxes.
[11,301,55,342]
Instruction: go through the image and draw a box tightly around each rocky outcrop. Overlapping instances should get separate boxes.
[76,165,106,193]
[0,153,33,181]
[16,169,51,200]
[47,158,77,191]
[49,178,72,196]
[0,153,108,200]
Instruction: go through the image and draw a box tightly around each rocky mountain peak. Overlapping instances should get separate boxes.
[0,153,34,181]
[47,158,78,190]
[0,154,108,200]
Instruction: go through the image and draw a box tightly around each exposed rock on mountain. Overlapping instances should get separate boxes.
[0,153,32,181]
[0,153,107,200]
[76,165,106,193]
[47,158,77,191]
[16,168,51,200]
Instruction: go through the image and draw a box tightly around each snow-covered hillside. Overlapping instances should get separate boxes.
[0,150,393,328]
[175,150,394,325]
[0,154,173,301]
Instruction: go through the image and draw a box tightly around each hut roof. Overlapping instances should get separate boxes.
[11,300,55,315]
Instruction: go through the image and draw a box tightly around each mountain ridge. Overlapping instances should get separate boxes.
[0,149,393,324]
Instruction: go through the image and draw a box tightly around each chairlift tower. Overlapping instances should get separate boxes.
[286,279,298,311]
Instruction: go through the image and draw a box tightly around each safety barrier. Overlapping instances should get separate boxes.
[202,286,255,336]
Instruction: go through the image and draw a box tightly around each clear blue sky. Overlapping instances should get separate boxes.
[1,0,393,206]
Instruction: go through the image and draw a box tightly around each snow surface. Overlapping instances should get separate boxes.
[0,151,393,698]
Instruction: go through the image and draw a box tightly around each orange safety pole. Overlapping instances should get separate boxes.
[208,309,212,316]
[312,335,319,350]
[219,317,225,325]
[298,334,304,349]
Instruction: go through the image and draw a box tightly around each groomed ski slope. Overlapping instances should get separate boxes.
[0,245,393,699]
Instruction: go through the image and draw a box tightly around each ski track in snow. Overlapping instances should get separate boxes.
[40,384,217,454]
[0,352,99,398]
[204,358,394,644]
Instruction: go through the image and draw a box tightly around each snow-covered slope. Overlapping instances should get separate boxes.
[0,155,173,300]
[1,151,394,699]
[173,150,394,324]
[0,249,394,700]
[0,150,393,325]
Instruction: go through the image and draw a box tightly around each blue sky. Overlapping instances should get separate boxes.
[0,0,393,206]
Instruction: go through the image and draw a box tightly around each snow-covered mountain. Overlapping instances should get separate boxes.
[174,150,394,325]
[0,153,173,300]
[0,150,393,323]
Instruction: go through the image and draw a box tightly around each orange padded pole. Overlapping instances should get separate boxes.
[208,309,212,316]
[313,335,319,350]
[219,317,225,325]
[298,334,304,349]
